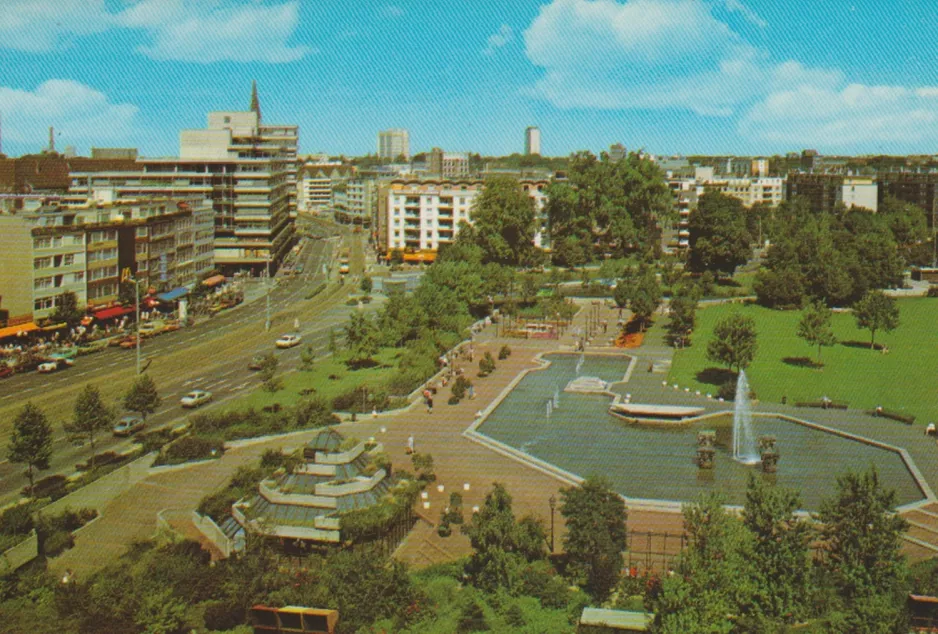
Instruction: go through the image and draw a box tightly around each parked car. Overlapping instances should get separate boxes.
[138,323,160,337]
[275,334,302,349]
[112,414,145,437]
[0,365,13,379]
[247,355,266,370]
[37,358,74,373]
[180,390,212,408]
[110,335,136,347]
[119,335,141,349]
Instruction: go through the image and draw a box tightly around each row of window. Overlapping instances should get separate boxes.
[87,248,117,263]
[33,235,83,249]
[34,272,84,290]
[89,229,118,243]
[89,265,118,281]
[88,283,117,300]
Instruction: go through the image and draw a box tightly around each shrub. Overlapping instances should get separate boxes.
[203,600,243,632]
[75,451,122,472]
[137,428,174,453]
[295,397,337,429]
[197,489,239,524]
[230,465,264,490]
[928,286,938,298]
[437,519,452,538]
[23,474,67,500]
[0,503,35,536]
[479,352,496,375]
[159,436,223,465]
[41,530,74,558]
[504,603,526,627]
[498,345,512,360]
[451,376,471,400]
[718,379,737,401]
[457,599,489,633]
[447,395,460,405]
[520,560,572,609]
[45,508,97,533]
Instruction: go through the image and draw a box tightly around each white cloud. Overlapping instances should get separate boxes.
[0,0,110,52]
[0,80,138,147]
[483,24,514,56]
[721,0,767,28]
[378,5,405,18]
[740,82,938,147]
[0,0,310,63]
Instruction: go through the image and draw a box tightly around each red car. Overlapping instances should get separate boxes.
[0,365,13,379]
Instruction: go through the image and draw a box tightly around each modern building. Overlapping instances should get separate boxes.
[785,173,878,213]
[333,178,380,224]
[383,177,549,259]
[525,126,541,156]
[751,158,769,178]
[377,129,410,161]
[0,197,213,324]
[63,84,298,276]
[222,428,393,548]
[703,177,785,208]
[841,177,878,212]
[297,162,355,213]
[878,173,938,227]
[428,148,471,178]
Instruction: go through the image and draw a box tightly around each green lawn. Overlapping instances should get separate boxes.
[667,298,938,424]
[231,347,404,412]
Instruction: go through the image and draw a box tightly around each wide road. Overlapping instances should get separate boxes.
[0,223,376,507]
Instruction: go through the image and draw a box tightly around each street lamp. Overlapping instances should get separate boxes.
[548,494,556,553]
[264,251,272,332]
[129,277,142,375]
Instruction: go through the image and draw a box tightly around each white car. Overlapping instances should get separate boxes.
[37,358,74,373]
[113,414,145,437]
[180,390,212,408]
[275,334,302,349]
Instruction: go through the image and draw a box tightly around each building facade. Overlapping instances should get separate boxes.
[377,129,410,160]
[297,162,355,213]
[525,126,541,156]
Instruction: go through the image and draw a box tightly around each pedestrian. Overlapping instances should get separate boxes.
[407,435,415,454]
[468,385,475,400]
[294,317,300,331]
[427,397,433,414]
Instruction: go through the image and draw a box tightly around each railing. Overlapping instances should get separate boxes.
[258,480,337,509]
[315,470,386,497]
[314,442,366,465]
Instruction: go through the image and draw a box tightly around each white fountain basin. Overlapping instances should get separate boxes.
[609,403,706,422]
[564,376,610,393]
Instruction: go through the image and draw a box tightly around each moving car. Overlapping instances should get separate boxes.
[37,358,74,373]
[112,414,145,437]
[180,390,212,408]
[138,322,160,337]
[275,334,302,349]
[247,355,266,370]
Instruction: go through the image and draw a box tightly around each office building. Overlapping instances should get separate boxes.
[377,129,410,161]
[297,161,355,212]
[0,197,213,324]
[878,173,938,227]
[63,84,298,276]
[428,148,471,178]
[525,126,541,156]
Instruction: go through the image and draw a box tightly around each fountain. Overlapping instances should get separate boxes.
[575,353,585,375]
[732,370,760,464]
[553,387,561,409]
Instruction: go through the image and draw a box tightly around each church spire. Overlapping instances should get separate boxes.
[250,80,261,123]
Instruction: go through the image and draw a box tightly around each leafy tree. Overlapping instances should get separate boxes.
[706,312,758,373]
[463,483,546,593]
[258,353,281,392]
[797,301,837,365]
[629,268,661,331]
[687,192,753,276]
[360,275,373,294]
[853,290,900,350]
[123,374,161,421]
[754,266,806,309]
[465,176,539,266]
[613,278,631,309]
[8,402,53,492]
[666,286,697,348]
[560,476,627,599]
[299,344,315,371]
[65,384,115,469]
[344,312,379,366]
[49,290,83,326]
[817,467,909,632]
[743,476,813,625]
[328,328,337,355]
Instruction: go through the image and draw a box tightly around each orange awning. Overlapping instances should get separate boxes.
[0,323,39,339]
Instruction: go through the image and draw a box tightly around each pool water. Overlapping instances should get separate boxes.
[477,353,924,510]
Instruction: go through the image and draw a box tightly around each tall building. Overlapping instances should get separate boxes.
[525,126,541,156]
[63,84,298,276]
[608,143,627,162]
[377,129,410,160]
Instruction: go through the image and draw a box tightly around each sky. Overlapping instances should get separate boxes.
[2,0,938,158]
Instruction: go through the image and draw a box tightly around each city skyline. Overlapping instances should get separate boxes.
[3,0,938,158]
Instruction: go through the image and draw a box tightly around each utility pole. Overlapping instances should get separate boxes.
[133,278,141,375]
[265,253,272,332]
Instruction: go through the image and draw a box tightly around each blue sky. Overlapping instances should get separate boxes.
[2,0,938,158]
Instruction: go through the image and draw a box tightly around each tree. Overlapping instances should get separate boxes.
[817,467,909,632]
[328,328,338,355]
[258,353,281,392]
[706,312,758,373]
[463,482,546,593]
[466,176,539,266]
[560,476,627,600]
[299,345,315,371]
[742,476,813,625]
[666,287,697,348]
[65,384,115,469]
[520,275,540,305]
[360,275,373,294]
[49,290,83,326]
[797,301,837,365]
[344,312,379,366]
[629,269,661,331]
[8,402,53,493]
[687,192,753,276]
[123,374,161,421]
[613,278,631,309]
[853,290,899,350]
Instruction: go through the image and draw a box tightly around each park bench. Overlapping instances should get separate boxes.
[868,407,915,425]
[794,400,849,410]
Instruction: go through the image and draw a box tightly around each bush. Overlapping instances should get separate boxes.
[0,503,35,536]
[23,474,67,500]
[137,428,174,453]
[479,352,496,375]
[158,436,223,466]
[45,508,97,534]
[504,603,526,628]
[498,345,512,360]
[448,395,461,405]
[197,489,239,524]
[437,520,452,538]
[520,561,572,609]
[41,530,74,558]
[718,379,737,401]
[457,599,489,633]
[75,451,122,472]
[295,397,338,429]
[451,376,471,400]
[203,599,243,632]
[927,286,938,298]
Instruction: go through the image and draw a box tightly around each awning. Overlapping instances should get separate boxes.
[0,322,39,339]
[94,306,133,320]
[157,287,189,302]
[202,274,226,288]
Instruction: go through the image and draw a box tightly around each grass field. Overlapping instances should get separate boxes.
[230,346,404,412]
[667,298,938,425]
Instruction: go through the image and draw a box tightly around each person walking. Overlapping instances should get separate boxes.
[427,396,433,414]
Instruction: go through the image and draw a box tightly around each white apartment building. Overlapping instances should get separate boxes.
[378,129,410,160]
[842,177,878,212]
[703,178,785,207]
[384,178,549,256]
[333,178,379,222]
[525,126,541,156]
[297,163,355,212]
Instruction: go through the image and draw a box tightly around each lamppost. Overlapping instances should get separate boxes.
[129,277,141,375]
[264,252,272,332]
[548,494,556,553]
